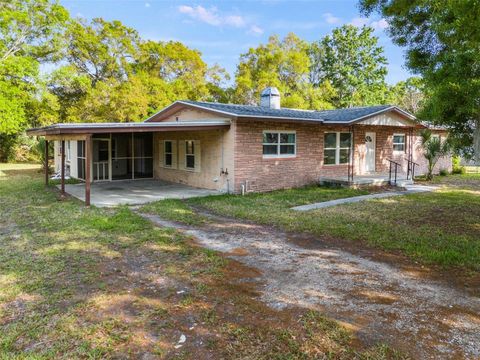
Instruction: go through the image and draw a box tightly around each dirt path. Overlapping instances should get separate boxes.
[139,210,480,360]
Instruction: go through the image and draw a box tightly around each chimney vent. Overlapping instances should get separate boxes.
[260,87,280,109]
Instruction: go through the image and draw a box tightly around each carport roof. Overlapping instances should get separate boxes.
[26,119,231,136]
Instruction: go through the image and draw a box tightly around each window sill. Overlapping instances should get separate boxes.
[262,155,296,160]
[322,163,350,167]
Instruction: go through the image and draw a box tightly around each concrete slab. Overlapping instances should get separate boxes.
[292,184,437,211]
[319,173,413,187]
[61,179,221,207]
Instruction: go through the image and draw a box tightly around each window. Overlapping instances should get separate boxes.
[164,140,173,167]
[324,132,351,165]
[431,134,441,142]
[262,131,296,157]
[185,140,195,169]
[393,134,405,152]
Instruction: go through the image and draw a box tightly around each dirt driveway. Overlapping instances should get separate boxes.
[140,211,480,360]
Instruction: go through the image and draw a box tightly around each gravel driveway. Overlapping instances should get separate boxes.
[140,211,480,359]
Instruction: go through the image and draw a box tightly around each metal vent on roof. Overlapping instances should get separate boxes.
[260,87,281,109]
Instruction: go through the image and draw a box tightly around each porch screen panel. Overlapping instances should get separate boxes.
[133,133,153,178]
[111,134,133,180]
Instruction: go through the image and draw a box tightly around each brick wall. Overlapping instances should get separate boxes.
[233,120,452,193]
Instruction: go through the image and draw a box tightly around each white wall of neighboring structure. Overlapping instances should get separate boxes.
[54,140,78,178]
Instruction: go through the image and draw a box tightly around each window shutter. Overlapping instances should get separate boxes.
[158,140,164,167]
[178,140,186,170]
[171,140,178,169]
[194,140,201,172]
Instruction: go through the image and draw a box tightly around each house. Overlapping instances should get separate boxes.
[27,87,451,206]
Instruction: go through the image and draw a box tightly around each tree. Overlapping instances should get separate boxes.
[389,77,425,115]
[309,25,388,108]
[64,17,140,85]
[234,33,335,109]
[420,129,451,180]
[360,0,480,163]
[0,0,69,161]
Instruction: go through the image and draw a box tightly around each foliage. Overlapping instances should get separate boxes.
[234,33,336,109]
[360,0,480,163]
[309,25,388,107]
[452,155,466,175]
[388,77,424,115]
[420,129,451,180]
[0,0,69,135]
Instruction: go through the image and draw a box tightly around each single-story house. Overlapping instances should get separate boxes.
[27,87,451,206]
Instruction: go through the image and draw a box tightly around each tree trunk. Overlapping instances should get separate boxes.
[474,118,480,165]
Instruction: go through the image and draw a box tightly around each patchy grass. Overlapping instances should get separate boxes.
[180,175,480,271]
[141,199,209,226]
[0,164,400,359]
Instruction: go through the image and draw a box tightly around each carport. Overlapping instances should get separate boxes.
[62,179,220,207]
[26,120,230,206]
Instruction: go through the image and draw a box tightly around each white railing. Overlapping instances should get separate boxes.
[94,161,109,181]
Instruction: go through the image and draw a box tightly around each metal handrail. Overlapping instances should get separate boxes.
[386,159,401,185]
[404,156,419,180]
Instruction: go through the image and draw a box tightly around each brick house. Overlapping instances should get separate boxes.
[28,87,451,205]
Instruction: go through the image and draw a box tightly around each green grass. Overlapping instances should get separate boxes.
[180,176,480,271]
[141,199,209,226]
[0,164,401,359]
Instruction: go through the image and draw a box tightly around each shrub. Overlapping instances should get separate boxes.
[439,169,449,176]
[452,166,467,175]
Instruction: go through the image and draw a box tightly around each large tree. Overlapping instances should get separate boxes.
[309,25,388,108]
[52,18,228,123]
[360,0,480,163]
[234,33,336,110]
[0,0,69,160]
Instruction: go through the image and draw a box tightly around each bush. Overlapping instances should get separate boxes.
[452,166,467,175]
[451,155,466,174]
[439,169,449,176]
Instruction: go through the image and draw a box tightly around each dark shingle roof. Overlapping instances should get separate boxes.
[178,100,404,123]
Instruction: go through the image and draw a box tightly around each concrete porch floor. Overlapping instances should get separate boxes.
[320,173,412,187]
[61,179,221,207]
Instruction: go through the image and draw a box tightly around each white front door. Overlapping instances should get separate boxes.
[365,132,376,173]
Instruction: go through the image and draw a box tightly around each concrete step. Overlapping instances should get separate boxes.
[395,179,414,187]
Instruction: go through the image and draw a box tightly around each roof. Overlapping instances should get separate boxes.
[147,100,416,124]
[26,120,230,136]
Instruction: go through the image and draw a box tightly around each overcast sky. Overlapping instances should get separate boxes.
[61,0,412,84]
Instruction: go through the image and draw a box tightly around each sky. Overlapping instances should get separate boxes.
[60,0,412,85]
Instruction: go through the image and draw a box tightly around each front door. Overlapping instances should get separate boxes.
[365,132,376,173]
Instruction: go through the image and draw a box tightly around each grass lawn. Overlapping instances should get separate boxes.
[146,175,480,273]
[0,164,401,359]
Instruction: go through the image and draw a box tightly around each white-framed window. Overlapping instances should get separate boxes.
[324,132,351,165]
[393,134,406,152]
[164,140,173,167]
[262,131,296,158]
[185,140,195,169]
[431,134,441,142]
